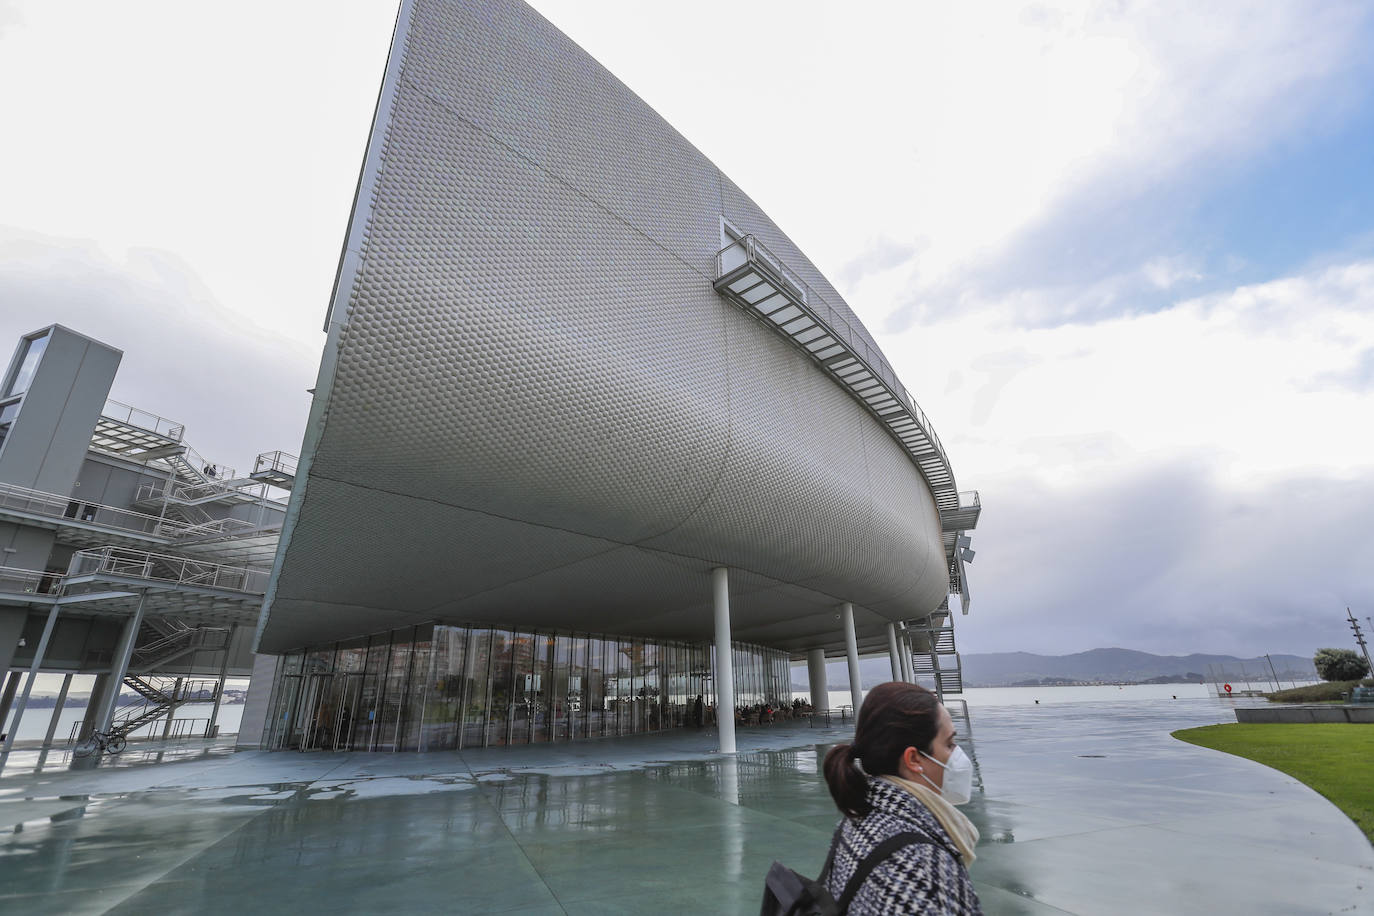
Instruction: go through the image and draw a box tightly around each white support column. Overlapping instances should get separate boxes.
[161,677,184,740]
[97,592,147,735]
[899,632,913,683]
[0,671,20,732]
[712,567,736,754]
[207,624,237,738]
[842,603,863,715]
[0,603,62,770]
[806,648,828,713]
[886,623,901,681]
[43,673,74,747]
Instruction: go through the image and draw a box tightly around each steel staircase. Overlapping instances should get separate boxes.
[906,622,965,701]
[109,675,221,739]
[131,484,257,536]
[132,619,231,670]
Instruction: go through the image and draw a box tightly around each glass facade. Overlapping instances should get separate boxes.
[264,623,792,751]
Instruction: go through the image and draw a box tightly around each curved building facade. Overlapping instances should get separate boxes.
[254,0,979,750]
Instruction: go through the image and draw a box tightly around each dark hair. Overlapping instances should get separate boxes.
[822,682,942,817]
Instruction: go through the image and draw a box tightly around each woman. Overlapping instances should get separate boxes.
[821,682,982,914]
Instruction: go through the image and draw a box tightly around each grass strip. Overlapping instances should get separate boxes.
[1173,723,1374,843]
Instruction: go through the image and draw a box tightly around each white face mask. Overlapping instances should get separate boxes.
[919,746,974,806]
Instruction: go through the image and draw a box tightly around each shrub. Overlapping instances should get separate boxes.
[1313,648,1371,682]
[1265,679,1373,703]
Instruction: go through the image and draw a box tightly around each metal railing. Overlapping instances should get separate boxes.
[173,444,237,484]
[716,235,809,305]
[0,480,194,538]
[134,481,274,521]
[715,235,953,496]
[957,490,980,510]
[102,398,185,441]
[0,565,61,595]
[100,399,237,480]
[67,715,215,746]
[67,546,270,594]
[253,450,298,478]
[137,480,230,505]
[0,479,263,543]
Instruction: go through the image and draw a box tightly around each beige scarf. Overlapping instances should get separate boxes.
[880,774,980,866]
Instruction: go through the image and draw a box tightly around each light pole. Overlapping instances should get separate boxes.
[1348,609,1373,680]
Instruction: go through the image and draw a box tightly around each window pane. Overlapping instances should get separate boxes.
[402,631,431,750]
[509,631,536,745]
[5,332,49,398]
[460,629,492,749]
[487,630,515,746]
[355,636,388,751]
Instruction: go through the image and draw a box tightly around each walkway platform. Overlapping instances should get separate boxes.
[1,699,1369,914]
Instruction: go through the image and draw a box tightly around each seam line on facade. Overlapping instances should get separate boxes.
[302,471,886,614]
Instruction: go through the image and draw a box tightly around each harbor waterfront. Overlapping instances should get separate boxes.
[2,693,1369,915]
[7,684,1242,744]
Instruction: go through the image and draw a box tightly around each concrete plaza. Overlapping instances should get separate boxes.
[1,698,1369,914]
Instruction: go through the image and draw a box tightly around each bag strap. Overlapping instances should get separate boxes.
[817,824,843,883]
[836,830,935,911]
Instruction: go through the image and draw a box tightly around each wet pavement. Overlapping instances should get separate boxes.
[0,699,1369,914]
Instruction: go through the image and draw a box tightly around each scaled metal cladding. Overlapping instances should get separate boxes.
[258,0,956,656]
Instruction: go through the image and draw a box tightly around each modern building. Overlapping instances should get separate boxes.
[0,324,292,770]
[247,0,981,755]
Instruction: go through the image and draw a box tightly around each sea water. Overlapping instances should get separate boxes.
[817,681,1299,710]
[7,703,245,742]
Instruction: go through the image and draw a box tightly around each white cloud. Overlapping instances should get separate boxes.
[879,259,1374,655]
[956,462,1374,656]
[882,258,1374,490]
[0,230,316,474]
[1141,255,1203,291]
[0,0,396,354]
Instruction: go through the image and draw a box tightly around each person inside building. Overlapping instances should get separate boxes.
[820,682,982,914]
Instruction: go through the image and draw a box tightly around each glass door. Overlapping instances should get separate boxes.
[300,674,335,751]
[268,674,303,749]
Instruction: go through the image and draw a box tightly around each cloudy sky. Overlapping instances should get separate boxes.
[2,1,1372,659]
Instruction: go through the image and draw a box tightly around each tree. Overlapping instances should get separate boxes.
[1313,648,1370,682]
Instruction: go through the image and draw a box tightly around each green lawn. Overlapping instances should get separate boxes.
[1173,723,1374,843]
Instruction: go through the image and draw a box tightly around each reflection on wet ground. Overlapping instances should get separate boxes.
[0,699,1369,914]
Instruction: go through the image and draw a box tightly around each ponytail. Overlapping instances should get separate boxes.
[823,742,872,817]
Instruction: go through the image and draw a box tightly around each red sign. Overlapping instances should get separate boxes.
[1223,683,1232,694]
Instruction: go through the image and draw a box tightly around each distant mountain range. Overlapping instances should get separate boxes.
[958,648,1316,687]
[792,648,1318,689]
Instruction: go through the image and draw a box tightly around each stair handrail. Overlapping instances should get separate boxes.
[175,443,237,486]
[137,478,278,508]
[133,624,230,665]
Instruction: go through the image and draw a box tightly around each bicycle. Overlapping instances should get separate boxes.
[73,730,127,757]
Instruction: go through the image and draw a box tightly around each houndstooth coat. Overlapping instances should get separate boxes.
[824,777,982,914]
